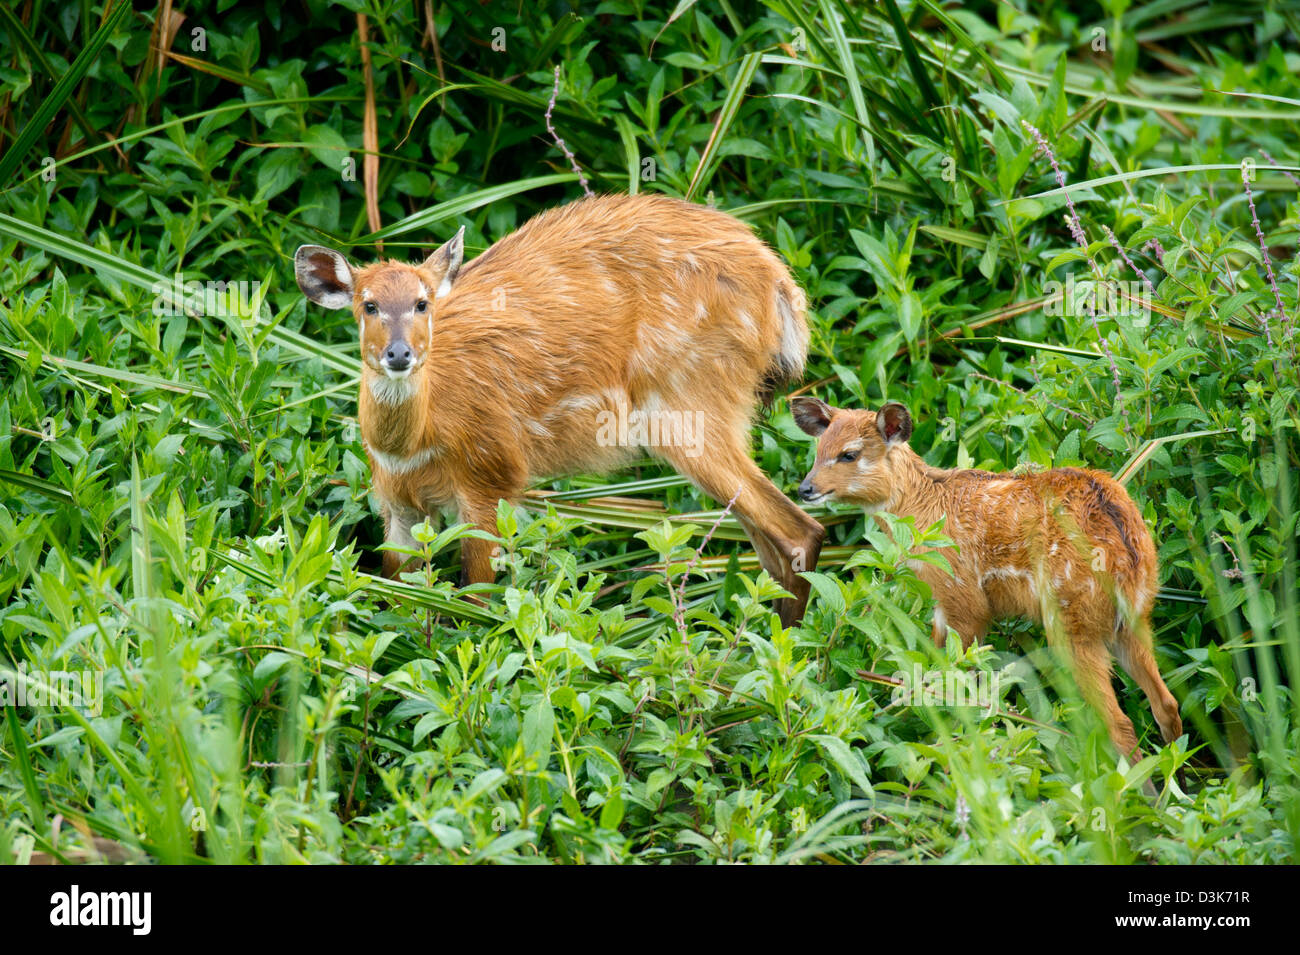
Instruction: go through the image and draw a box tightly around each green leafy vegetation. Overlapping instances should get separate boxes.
[0,0,1296,864]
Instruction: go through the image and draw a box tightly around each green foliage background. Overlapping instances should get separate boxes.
[0,0,1297,863]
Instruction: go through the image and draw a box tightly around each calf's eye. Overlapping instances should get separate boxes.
[838,451,858,463]
[364,302,378,315]
[415,300,429,313]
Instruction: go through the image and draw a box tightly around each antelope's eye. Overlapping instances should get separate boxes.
[838,450,858,463]
[363,302,378,315]
[415,299,428,313]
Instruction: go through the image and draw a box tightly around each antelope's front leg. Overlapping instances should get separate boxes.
[457,497,507,588]
[381,501,426,578]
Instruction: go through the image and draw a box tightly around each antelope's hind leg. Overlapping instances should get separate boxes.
[1044,594,1144,760]
[1115,615,1183,746]
[661,436,825,627]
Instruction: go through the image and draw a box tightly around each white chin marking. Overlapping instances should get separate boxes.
[368,372,418,406]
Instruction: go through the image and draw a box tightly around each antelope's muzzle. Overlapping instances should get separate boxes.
[382,340,413,374]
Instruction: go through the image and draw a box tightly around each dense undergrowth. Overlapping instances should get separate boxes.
[0,0,1297,863]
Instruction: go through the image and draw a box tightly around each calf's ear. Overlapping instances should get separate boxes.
[876,402,912,446]
[790,396,837,437]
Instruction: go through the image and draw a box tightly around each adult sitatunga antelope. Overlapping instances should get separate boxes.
[791,396,1183,764]
[295,193,825,625]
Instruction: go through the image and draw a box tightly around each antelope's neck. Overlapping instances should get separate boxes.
[358,367,433,458]
[884,451,952,531]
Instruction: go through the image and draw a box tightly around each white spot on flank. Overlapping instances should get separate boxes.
[546,393,605,419]
[633,323,690,371]
[980,566,1037,599]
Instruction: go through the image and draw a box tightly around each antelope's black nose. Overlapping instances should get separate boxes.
[384,344,412,371]
[798,479,816,502]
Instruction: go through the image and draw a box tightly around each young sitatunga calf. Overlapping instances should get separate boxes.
[791,396,1182,763]
[295,193,825,625]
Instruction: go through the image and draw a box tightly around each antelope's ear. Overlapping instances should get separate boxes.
[876,402,913,446]
[422,226,464,299]
[790,396,837,437]
[295,245,354,310]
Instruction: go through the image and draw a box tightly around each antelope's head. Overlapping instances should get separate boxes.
[790,397,913,508]
[294,229,464,390]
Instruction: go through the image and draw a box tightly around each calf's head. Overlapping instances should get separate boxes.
[294,229,464,380]
[790,397,913,508]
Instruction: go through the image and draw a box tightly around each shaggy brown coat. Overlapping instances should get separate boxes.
[296,194,825,624]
